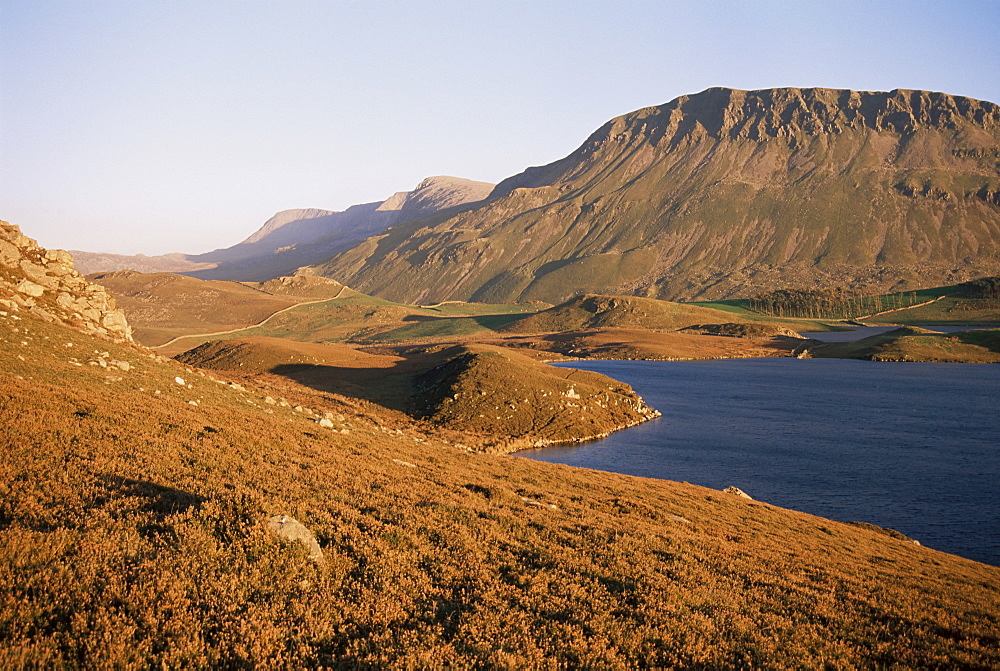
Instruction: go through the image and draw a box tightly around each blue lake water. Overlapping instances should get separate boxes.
[520,357,1000,566]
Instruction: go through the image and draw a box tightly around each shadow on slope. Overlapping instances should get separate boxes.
[176,338,659,450]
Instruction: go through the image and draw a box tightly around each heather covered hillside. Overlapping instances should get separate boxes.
[3,276,1000,667]
[312,87,1000,304]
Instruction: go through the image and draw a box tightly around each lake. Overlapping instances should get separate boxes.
[520,356,1000,566]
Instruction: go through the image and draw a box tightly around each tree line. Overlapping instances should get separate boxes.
[747,288,923,319]
[956,277,1000,299]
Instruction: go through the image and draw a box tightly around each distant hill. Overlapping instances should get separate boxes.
[70,176,494,281]
[310,87,1000,304]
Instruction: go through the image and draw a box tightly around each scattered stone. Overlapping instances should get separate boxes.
[15,279,45,297]
[317,417,335,428]
[666,514,692,523]
[174,376,186,386]
[723,486,753,500]
[520,496,558,511]
[392,459,417,468]
[264,396,276,405]
[28,306,58,323]
[847,521,921,545]
[266,514,324,563]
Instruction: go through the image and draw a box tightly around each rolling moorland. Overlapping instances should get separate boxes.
[3,222,1000,667]
[3,85,1000,666]
[97,263,1000,369]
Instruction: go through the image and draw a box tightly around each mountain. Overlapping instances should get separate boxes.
[309,87,1000,304]
[70,176,494,281]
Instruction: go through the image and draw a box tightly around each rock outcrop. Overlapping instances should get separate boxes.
[0,221,133,342]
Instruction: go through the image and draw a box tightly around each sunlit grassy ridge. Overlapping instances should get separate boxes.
[119,283,545,355]
[105,272,830,360]
[228,295,539,345]
[860,292,1000,326]
[174,338,659,452]
[3,312,1000,666]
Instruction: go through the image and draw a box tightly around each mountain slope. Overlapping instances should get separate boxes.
[4,295,1000,667]
[311,87,1000,304]
[70,176,494,281]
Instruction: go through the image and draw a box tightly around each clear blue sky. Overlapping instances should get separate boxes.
[2,0,998,255]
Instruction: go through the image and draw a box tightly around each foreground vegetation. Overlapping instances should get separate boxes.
[2,303,1000,666]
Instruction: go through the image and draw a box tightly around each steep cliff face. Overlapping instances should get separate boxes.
[313,87,1000,304]
[0,221,132,342]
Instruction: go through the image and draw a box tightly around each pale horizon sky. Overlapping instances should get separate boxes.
[2,0,998,256]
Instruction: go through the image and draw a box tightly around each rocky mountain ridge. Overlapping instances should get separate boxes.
[0,221,132,342]
[310,87,1000,304]
[71,176,494,281]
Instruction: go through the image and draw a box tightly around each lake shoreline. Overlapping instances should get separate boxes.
[524,357,1000,566]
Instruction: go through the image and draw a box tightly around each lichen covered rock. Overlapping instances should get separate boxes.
[0,221,133,342]
[266,514,324,563]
